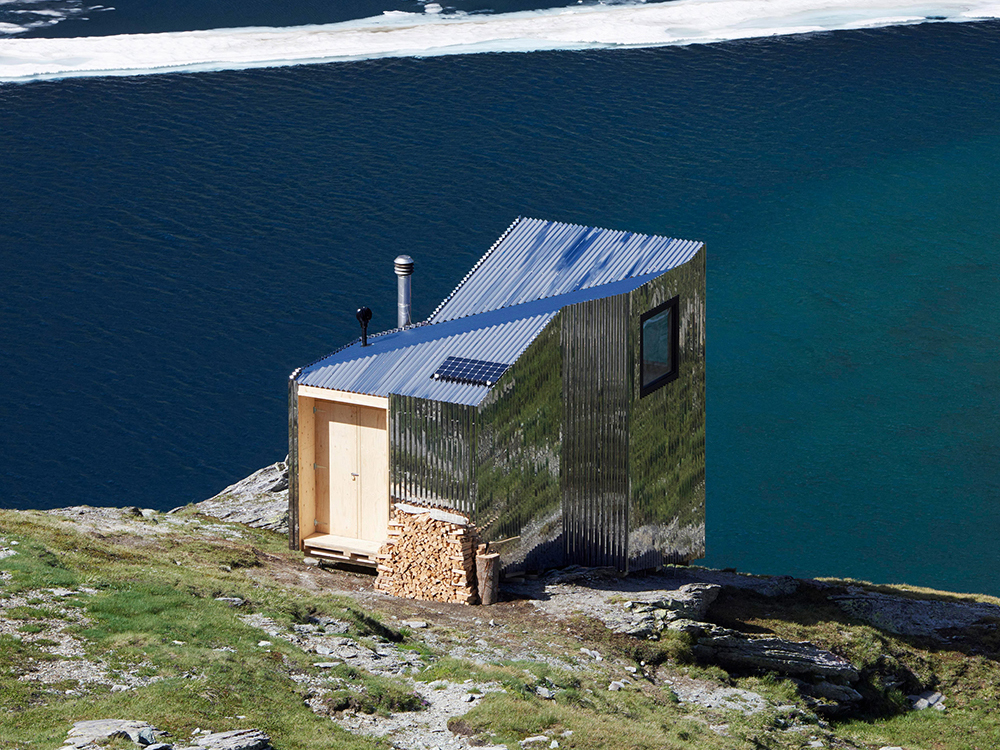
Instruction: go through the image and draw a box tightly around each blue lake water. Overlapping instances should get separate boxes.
[1,9,999,594]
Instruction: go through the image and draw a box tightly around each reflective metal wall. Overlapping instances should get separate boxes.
[627,246,706,569]
[389,394,476,515]
[474,318,563,573]
[381,246,705,574]
[562,293,631,569]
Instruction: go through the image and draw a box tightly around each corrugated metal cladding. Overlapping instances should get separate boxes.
[562,293,630,570]
[389,394,476,515]
[474,318,564,573]
[627,250,707,571]
[429,217,703,325]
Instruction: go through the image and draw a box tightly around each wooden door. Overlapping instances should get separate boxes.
[313,400,388,542]
[357,405,389,542]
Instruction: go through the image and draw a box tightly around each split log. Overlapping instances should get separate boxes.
[476,551,500,606]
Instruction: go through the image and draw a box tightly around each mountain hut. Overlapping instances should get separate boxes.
[287,217,706,575]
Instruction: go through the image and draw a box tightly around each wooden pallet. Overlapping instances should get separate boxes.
[303,533,382,567]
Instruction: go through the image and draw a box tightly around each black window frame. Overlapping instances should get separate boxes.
[639,295,680,398]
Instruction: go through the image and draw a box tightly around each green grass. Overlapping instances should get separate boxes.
[0,511,402,750]
[7,605,62,620]
[568,615,694,668]
[317,664,424,716]
[455,690,733,750]
[6,508,1000,750]
[0,634,59,713]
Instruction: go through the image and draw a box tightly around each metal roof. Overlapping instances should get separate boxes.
[428,217,704,324]
[296,219,704,406]
[299,309,558,407]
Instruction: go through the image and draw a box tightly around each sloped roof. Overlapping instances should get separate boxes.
[429,217,703,324]
[296,218,703,406]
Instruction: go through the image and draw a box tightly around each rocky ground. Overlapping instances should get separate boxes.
[3,484,1000,750]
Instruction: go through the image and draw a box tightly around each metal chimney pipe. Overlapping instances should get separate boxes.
[394,254,414,329]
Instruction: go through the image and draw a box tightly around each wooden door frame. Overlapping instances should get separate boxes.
[295,387,389,550]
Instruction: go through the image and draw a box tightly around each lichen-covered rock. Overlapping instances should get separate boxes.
[66,720,161,749]
[194,729,271,750]
[618,583,721,637]
[193,461,289,533]
[806,680,864,703]
[831,590,1000,637]
[694,634,860,683]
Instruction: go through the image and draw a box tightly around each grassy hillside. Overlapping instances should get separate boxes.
[2,506,999,750]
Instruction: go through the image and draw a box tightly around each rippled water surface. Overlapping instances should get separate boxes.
[2,20,999,593]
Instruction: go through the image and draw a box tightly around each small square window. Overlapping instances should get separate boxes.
[640,296,679,397]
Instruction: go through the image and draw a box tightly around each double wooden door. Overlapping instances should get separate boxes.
[313,401,389,543]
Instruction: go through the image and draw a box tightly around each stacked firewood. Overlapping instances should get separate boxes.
[375,502,481,604]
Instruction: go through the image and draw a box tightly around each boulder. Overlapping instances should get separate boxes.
[193,461,289,533]
[618,584,721,637]
[831,590,1000,637]
[67,720,161,748]
[806,680,863,703]
[694,634,860,683]
[195,730,271,750]
[908,690,945,710]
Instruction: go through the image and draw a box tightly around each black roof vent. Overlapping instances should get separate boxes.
[356,306,373,347]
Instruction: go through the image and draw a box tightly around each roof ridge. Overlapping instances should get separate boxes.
[295,320,432,378]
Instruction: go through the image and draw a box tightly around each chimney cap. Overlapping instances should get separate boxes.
[394,255,414,276]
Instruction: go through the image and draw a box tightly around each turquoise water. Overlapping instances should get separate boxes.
[709,130,1000,590]
[1,19,999,593]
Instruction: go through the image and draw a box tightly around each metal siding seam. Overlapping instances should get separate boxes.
[405,396,413,503]
[584,302,592,567]
[287,372,300,550]
[582,305,589,566]
[618,296,625,568]
[449,404,457,511]
[572,306,581,564]
[431,399,439,505]
[413,398,422,503]
[428,400,437,505]
[394,396,402,500]
[465,405,473,515]
[435,400,443,506]
[562,309,572,563]
[421,399,430,503]
[397,395,404,502]
[445,402,453,507]
[610,299,617,568]
[602,298,610,568]
[572,305,581,565]
[406,397,412,504]
[453,404,461,511]
[448,403,456,508]
[465,405,472,515]
[466,406,474,517]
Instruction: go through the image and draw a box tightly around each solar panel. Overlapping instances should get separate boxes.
[431,356,511,387]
